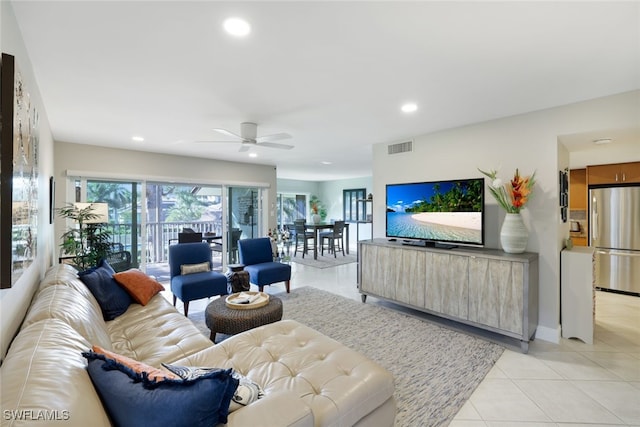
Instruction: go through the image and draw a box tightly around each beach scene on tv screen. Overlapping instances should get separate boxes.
[386,180,483,244]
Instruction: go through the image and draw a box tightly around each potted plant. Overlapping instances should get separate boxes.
[57,203,112,270]
[309,195,326,224]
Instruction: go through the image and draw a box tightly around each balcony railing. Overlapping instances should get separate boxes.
[106,220,222,265]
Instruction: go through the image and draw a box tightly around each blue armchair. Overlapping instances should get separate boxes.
[238,237,291,293]
[169,242,228,316]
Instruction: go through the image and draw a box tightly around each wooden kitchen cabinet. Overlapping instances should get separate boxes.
[569,169,587,209]
[569,169,588,246]
[587,162,640,185]
[572,237,588,246]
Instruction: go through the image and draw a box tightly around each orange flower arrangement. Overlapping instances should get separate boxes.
[478,168,536,213]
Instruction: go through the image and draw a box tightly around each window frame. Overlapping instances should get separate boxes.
[343,188,366,223]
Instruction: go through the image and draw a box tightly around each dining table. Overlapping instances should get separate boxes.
[304,222,350,260]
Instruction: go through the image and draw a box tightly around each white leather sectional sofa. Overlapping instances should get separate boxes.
[1,264,396,426]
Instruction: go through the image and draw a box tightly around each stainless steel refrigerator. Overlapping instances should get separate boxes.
[590,185,640,294]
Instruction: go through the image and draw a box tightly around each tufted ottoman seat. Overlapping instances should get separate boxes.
[173,319,397,426]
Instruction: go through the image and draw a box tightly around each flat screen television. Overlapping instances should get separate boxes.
[386,178,484,247]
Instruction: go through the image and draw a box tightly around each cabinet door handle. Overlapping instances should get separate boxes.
[623,173,626,181]
[615,173,619,182]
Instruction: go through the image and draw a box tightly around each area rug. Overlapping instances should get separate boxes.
[289,252,357,268]
[190,286,504,427]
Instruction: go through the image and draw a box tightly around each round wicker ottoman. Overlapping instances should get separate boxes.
[205,295,283,343]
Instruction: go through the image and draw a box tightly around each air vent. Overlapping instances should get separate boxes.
[388,140,413,155]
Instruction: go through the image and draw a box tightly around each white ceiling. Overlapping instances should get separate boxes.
[10,1,640,181]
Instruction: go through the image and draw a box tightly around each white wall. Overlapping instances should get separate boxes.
[318,177,373,245]
[277,178,320,196]
[317,177,372,221]
[1,2,55,360]
[372,90,639,343]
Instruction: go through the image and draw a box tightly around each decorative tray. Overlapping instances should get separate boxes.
[225,292,269,310]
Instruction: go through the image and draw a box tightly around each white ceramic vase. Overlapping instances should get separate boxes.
[500,213,529,254]
[312,214,321,224]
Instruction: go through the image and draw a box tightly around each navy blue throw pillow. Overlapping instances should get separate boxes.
[78,259,132,321]
[83,352,238,427]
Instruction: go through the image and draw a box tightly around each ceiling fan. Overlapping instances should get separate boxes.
[197,122,294,152]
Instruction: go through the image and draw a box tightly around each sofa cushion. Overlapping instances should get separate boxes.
[22,284,113,350]
[43,262,80,282]
[83,351,238,427]
[113,268,165,305]
[78,259,133,320]
[41,264,104,310]
[0,319,112,427]
[107,294,213,366]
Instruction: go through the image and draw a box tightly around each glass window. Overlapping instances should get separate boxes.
[87,180,141,267]
[277,193,306,227]
[343,188,366,222]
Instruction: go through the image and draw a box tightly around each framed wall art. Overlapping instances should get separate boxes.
[49,176,55,224]
[1,53,40,289]
[559,169,568,223]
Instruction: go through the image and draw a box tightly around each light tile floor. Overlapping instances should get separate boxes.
[162,260,640,427]
[449,282,640,427]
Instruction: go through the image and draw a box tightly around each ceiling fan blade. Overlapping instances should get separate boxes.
[194,140,239,143]
[256,141,294,150]
[212,128,242,139]
[256,132,292,143]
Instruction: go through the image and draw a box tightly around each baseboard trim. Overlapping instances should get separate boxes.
[535,324,560,344]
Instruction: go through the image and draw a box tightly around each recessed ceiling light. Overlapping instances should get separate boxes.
[248,152,258,158]
[401,103,418,113]
[593,138,613,145]
[321,161,332,165]
[223,17,251,37]
[132,136,144,142]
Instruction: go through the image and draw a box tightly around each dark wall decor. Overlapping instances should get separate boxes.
[49,176,55,224]
[1,53,40,288]
[559,168,568,223]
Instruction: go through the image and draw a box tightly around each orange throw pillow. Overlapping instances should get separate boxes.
[113,269,164,305]
[90,345,178,382]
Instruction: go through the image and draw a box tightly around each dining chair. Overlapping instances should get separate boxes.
[293,219,314,258]
[208,229,242,263]
[319,220,346,257]
[228,228,242,263]
[178,229,203,243]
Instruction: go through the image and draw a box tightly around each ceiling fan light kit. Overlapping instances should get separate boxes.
[240,122,257,140]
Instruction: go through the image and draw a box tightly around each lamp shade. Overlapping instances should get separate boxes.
[74,202,109,223]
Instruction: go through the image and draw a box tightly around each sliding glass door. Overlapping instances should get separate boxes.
[86,180,142,268]
[67,178,266,279]
[227,186,262,264]
[146,183,223,272]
